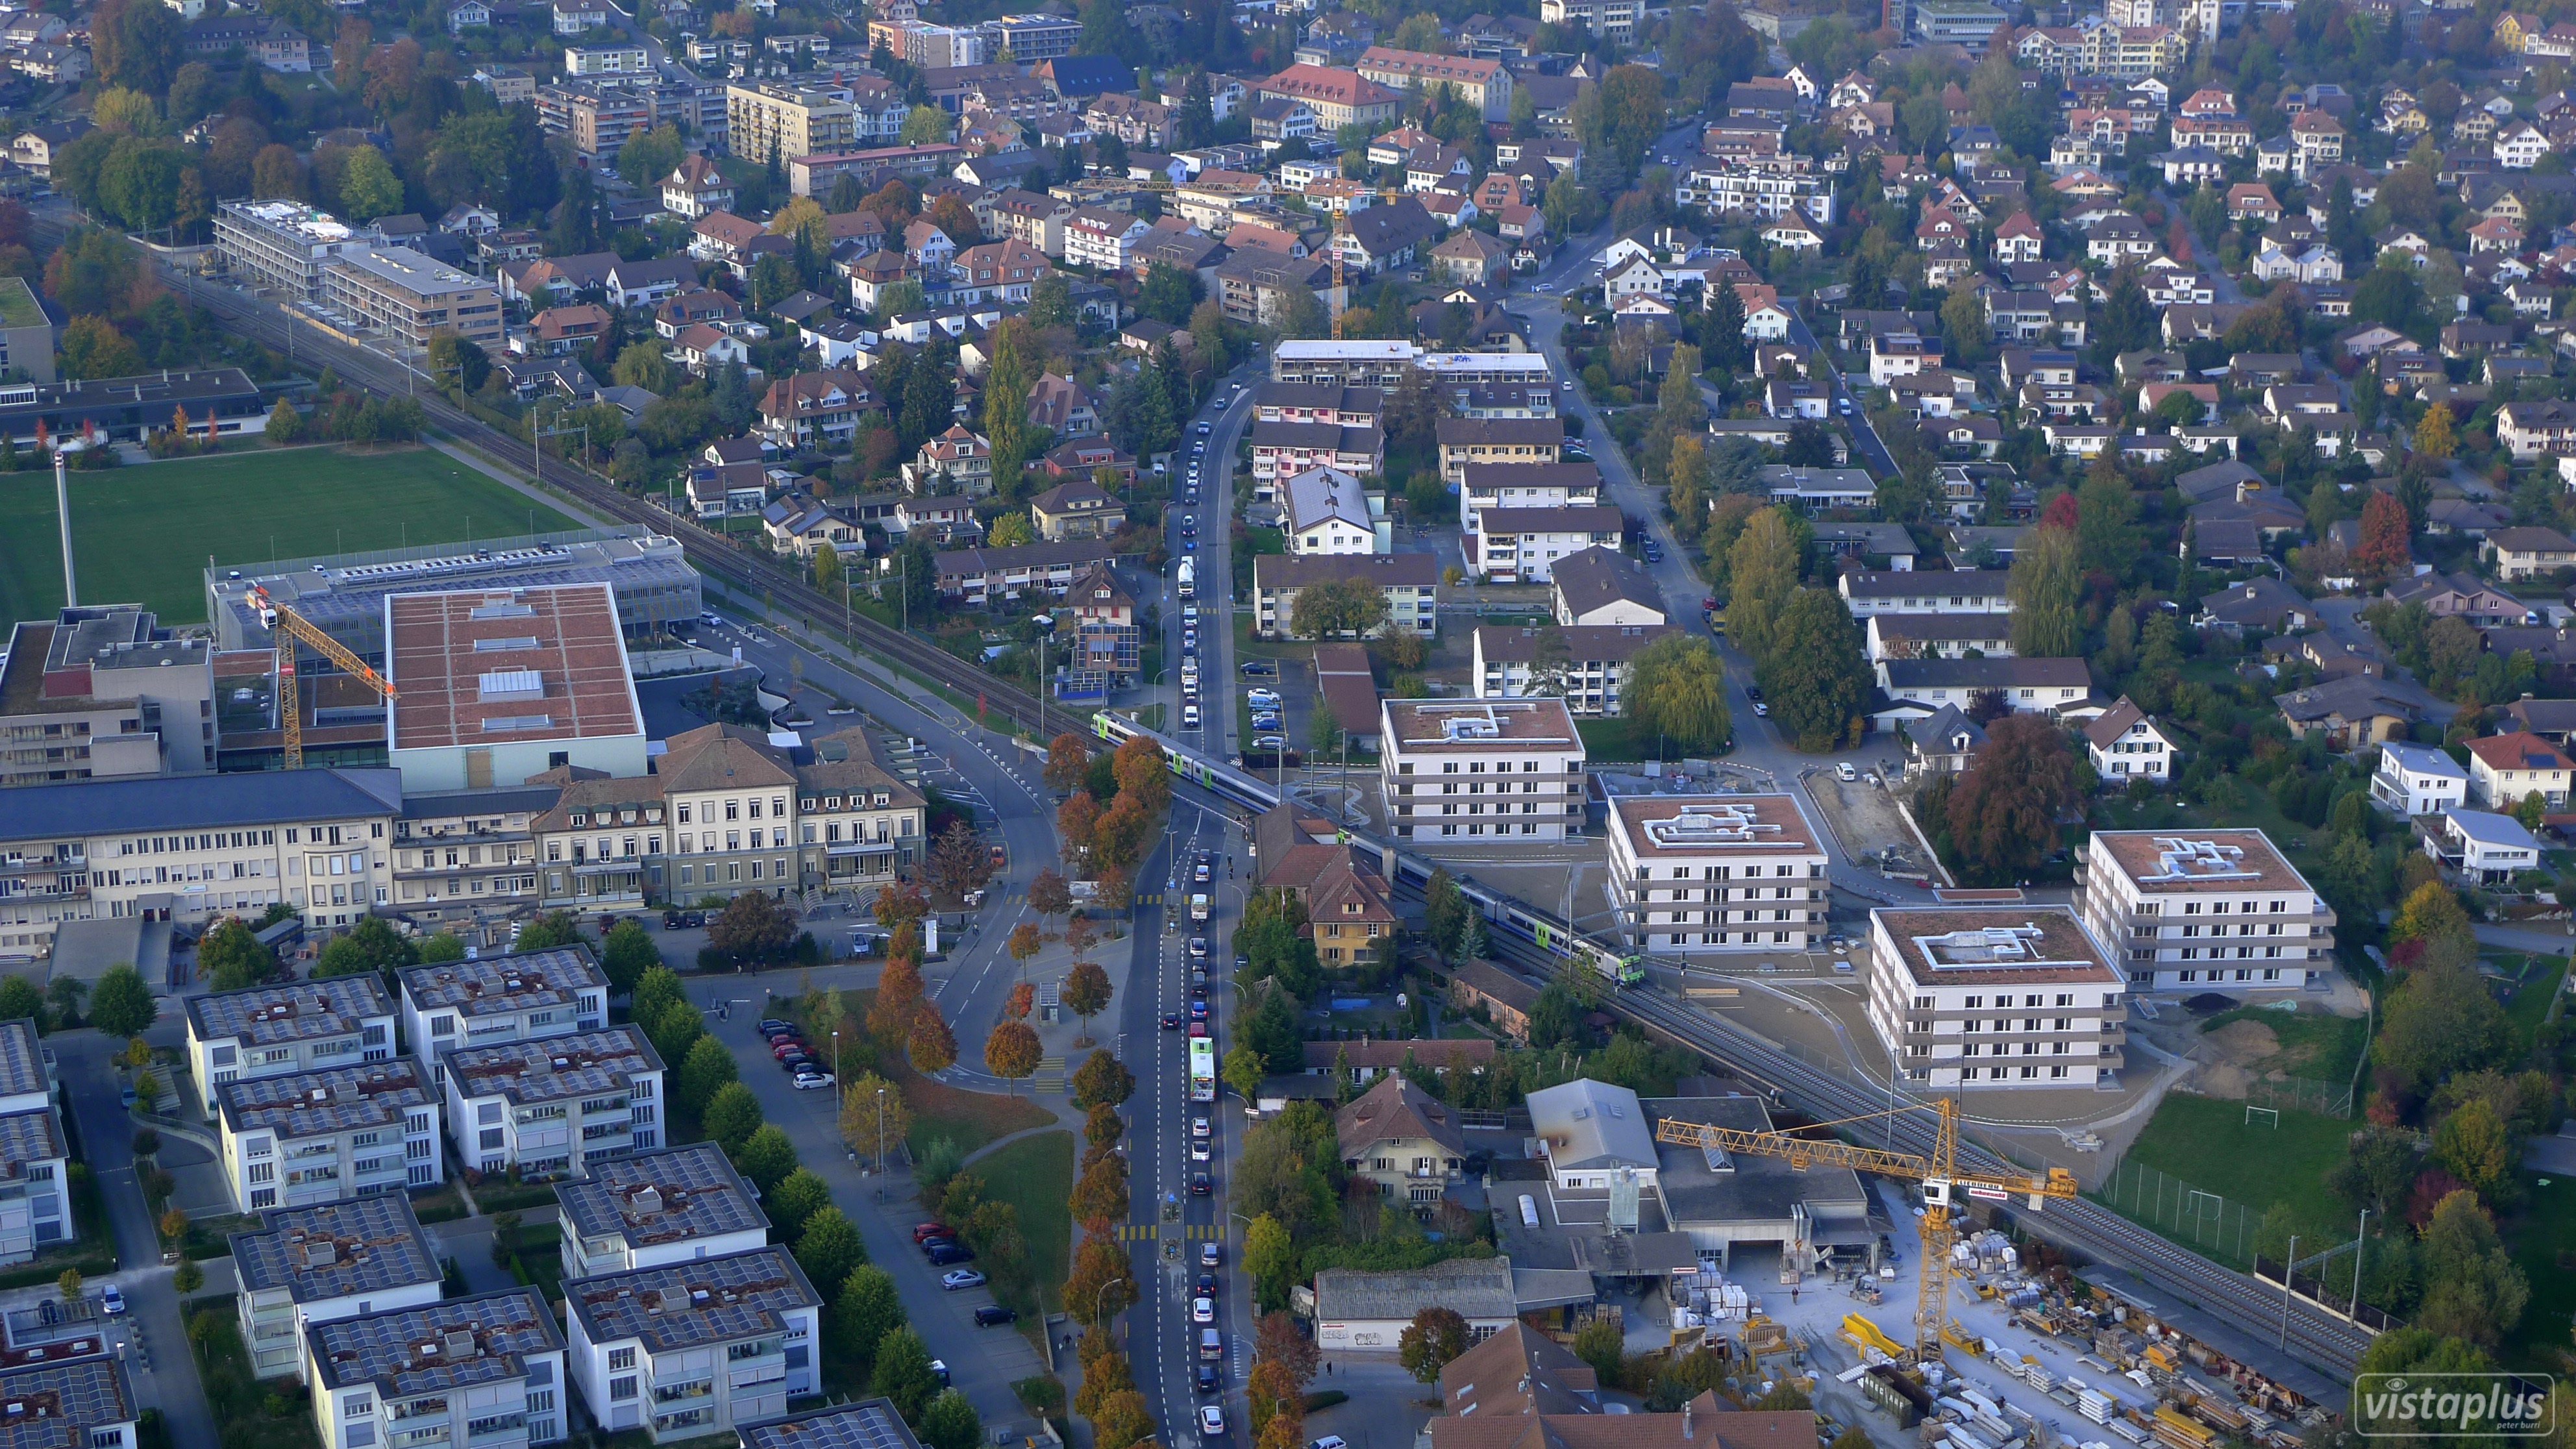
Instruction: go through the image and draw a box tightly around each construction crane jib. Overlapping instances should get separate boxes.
[1653,1098,2077,1360]
[245,583,398,770]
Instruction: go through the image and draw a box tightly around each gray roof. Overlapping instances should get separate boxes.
[0,1021,42,1101]
[565,1247,819,1352]
[399,786,562,823]
[1868,615,2012,643]
[187,977,393,1048]
[0,1109,60,1180]
[218,1061,434,1139]
[1548,547,1663,621]
[1474,623,1675,663]
[0,769,402,845]
[1310,1257,1516,1322]
[443,1027,661,1106]
[1252,552,1440,589]
[2446,808,2540,849]
[2175,459,2266,501]
[1900,704,1988,756]
[557,1144,769,1250]
[231,1195,442,1301]
[2379,741,2466,779]
[1526,1078,1655,1172]
[398,946,606,1020]
[1648,1095,1868,1229]
[1813,523,1918,555]
[739,1400,924,1449]
[1842,569,2009,600]
[308,1289,562,1397]
[1881,657,2092,692]
[2274,671,2458,726]
[0,1354,136,1449]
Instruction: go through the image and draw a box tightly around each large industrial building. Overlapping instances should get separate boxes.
[206,528,702,669]
[0,369,267,447]
[383,582,647,793]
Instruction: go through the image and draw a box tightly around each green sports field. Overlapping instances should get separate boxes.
[0,445,580,626]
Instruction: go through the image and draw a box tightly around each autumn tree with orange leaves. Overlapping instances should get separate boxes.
[984,1019,1041,1093]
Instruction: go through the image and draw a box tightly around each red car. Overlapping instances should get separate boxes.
[1187,1020,1209,1039]
[913,1222,952,1243]
[770,1040,808,1059]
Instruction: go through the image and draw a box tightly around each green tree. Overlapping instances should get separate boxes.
[1222,1043,1265,1103]
[2074,467,2136,580]
[2434,1097,2519,1205]
[1724,508,1802,665]
[768,1169,832,1239]
[795,1207,867,1293]
[871,1326,942,1422]
[1572,1316,1625,1383]
[702,1082,765,1153]
[88,964,156,1035]
[1763,589,1870,751]
[2007,525,2083,657]
[0,978,43,1030]
[921,1391,981,1449]
[598,919,660,995]
[1243,1212,1295,1311]
[1288,575,1387,638]
[513,910,580,950]
[2379,961,2513,1089]
[736,1124,800,1190]
[1139,261,1198,325]
[835,1265,906,1361]
[197,917,277,990]
[899,106,954,145]
[2416,1190,2529,1346]
[314,917,418,977]
[675,1035,739,1112]
[613,341,675,394]
[336,145,402,221]
[1626,634,1730,754]
[1072,1048,1135,1109]
[615,125,685,190]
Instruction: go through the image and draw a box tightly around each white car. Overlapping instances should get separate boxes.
[1192,1139,1211,1161]
[99,1285,124,1317]
[1202,1408,1227,1439]
[1837,762,1857,782]
[1192,1116,1211,1138]
[1193,1296,1215,1323]
[941,1269,988,1291]
[793,1070,836,1089]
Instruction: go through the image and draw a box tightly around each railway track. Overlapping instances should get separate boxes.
[124,232,2372,1387]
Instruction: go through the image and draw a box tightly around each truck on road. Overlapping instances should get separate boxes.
[1177,556,1196,599]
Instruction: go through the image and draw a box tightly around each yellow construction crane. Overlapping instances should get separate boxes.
[246,583,397,770]
[1653,1098,2077,1359]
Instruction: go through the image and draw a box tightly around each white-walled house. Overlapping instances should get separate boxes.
[304,1289,567,1449]
[563,1248,822,1439]
[1605,795,1828,956]
[232,1194,445,1381]
[1862,906,2126,1089]
[400,948,610,1089]
[216,1061,443,1213]
[188,977,399,1114]
[443,1028,665,1180]
[556,1145,771,1278]
[2432,808,2542,884]
[2083,698,2177,784]
[2371,741,2468,817]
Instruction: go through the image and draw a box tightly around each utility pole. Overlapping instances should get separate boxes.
[52,449,74,608]
[2350,1209,2368,1318]
[2279,1235,2297,1349]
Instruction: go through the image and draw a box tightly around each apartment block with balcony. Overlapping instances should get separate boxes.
[390,786,554,935]
[0,1354,137,1449]
[442,1027,663,1180]
[321,246,505,351]
[564,1248,820,1440]
[304,1289,567,1449]
[0,1021,68,1263]
[217,1061,443,1213]
[399,947,610,1090]
[556,1145,769,1280]
[214,200,375,301]
[0,606,217,787]
[2072,830,2334,993]
[187,976,398,1115]
[1607,795,1829,956]
[1863,907,2127,1089]
[726,84,855,166]
[230,1193,445,1381]
[1380,699,1586,842]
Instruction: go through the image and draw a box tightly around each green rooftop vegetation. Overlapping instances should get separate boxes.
[0,276,46,331]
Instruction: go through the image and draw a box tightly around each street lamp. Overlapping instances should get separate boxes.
[875,1086,887,1177]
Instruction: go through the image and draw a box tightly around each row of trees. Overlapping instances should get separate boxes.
[1722,508,1872,751]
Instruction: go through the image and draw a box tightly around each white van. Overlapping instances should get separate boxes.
[1247,689,1281,710]
[1182,703,1202,730]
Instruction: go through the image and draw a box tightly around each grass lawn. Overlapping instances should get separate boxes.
[896,1055,1054,1158]
[0,445,578,624]
[2501,953,2568,1058]
[971,1129,1076,1318]
[1578,717,1645,761]
[2501,1180,2576,1368]
[2099,1095,2355,1267]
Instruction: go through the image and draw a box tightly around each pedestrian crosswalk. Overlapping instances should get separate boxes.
[1112,1224,1227,1241]
[1033,1054,1065,1095]
[1137,893,1166,905]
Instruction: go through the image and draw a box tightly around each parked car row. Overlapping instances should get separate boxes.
[756,1017,834,1089]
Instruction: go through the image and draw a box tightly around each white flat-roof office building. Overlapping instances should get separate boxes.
[304,1290,567,1449]
[399,947,610,1088]
[556,1145,770,1279]
[564,1248,821,1440]
[1863,907,2127,1089]
[231,1194,445,1381]
[1605,795,1829,956]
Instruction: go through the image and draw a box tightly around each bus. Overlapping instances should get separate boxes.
[1189,1036,1216,1102]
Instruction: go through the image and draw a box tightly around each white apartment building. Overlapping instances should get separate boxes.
[1537,0,1642,41]
[1863,907,2127,1089]
[2073,831,2333,993]
[1672,164,1835,223]
[1469,506,1624,584]
[1380,699,1587,842]
[556,1145,770,1280]
[1457,462,1601,534]
[1607,795,1829,956]
[2372,741,2468,817]
[563,43,649,73]
[399,947,610,1089]
[1280,466,1385,555]
[304,1289,568,1449]
[1471,623,1676,717]
[0,1354,138,1449]
[2433,809,2542,885]
[563,1248,821,1440]
[0,1020,67,1263]
[216,1061,443,1213]
[1063,209,1150,272]
[443,1028,664,1180]
[230,1193,446,1381]
[187,977,399,1114]
[741,1401,926,1449]
[0,768,404,963]
[215,200,377,301]
[1837,569,2012,617]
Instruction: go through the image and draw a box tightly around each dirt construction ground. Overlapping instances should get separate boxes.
[1803,772,1939,877]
